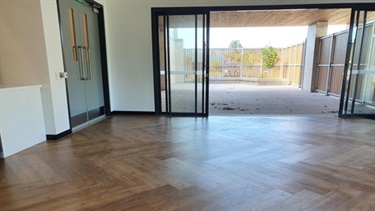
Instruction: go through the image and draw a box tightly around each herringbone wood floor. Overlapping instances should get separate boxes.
[1,115,374,210]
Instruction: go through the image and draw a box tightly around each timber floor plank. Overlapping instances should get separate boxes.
[0,115,374,210]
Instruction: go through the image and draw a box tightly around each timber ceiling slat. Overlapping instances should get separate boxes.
[159,9,373,28]
[209,9,352,27]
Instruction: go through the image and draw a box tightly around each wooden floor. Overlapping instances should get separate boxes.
[1,115,374,210]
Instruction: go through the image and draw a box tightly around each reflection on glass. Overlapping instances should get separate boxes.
[159,14,208,115]
[159,16,168,113]
[169,15,197,113]
[344,10,375,115]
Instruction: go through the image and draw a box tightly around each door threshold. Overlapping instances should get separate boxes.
[72,115,106,133]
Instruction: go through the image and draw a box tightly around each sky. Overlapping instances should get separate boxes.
[175,25,347,49]
[210,26,308,48]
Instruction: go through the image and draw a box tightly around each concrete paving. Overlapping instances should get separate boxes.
[162,83,347,116]
[208,84,341,116]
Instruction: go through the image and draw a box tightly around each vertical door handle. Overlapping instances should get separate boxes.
[77,46,85,80]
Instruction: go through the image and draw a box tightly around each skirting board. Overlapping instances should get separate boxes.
[46,129,72,140]
[111,111,156,115]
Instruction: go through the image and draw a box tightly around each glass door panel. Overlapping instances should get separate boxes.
[80,5,105,121]
[169,15,197,113]
[159,16,168,113]
[59,0,105,128]
[59,0,88,127]
[158,12,209,116]
[196,14,205,114]
[340,10,375,117]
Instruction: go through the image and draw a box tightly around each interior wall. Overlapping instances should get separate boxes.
[39,0,70,134]
[0,0,48,87]
[0,0,107,135]
[0,0,70,135]
[105,0,374,112]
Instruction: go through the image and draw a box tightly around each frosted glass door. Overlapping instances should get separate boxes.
[59,0,105,128]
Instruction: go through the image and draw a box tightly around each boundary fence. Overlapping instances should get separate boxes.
[184,43,305,86]
[315,22,374,104]
[315,30,348,96]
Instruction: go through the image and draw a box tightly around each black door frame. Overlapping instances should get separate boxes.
[57,0,111,131]
[152,3,375,118]
[339,8,375,118]
[152,8,210,117]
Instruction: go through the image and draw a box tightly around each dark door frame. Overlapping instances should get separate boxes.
[152,3,375,117]
[152,8,210,117]
[339,8,375,118]
[57,0,111,131]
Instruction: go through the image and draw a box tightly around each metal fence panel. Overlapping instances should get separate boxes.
[316,23,374,99]
[184,44,305,84]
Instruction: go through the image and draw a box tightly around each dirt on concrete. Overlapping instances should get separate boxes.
[209,84,341,116]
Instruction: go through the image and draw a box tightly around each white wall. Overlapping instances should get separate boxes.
[0,0,48,87]
[0,0,109,135]
[0,0,70,135]
[39,0,70,135]
[105,0,374,112]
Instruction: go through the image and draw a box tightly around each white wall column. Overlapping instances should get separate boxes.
[302,22,328,92]
[39,0,70,135]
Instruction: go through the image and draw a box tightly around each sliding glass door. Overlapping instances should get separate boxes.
[340,9,375,117]
[155,11,209,116]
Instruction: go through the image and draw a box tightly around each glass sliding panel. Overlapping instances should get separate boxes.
[155,11,209,116]
[341,10,375,116]
[196,14,204,114]
[159,15,168,113]
[169,15,197,113]
[353,11,375,114]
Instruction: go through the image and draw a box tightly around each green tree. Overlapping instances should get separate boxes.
[261,45,278,69]
[225,40,244,64]
[229,40,243,48]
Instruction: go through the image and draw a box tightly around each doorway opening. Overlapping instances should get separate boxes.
[154,11,210,117]
[152,4,375,118]
[208,8,351,116]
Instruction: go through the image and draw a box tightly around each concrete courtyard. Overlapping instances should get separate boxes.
[162,83,374,116]
[209,84,341,116]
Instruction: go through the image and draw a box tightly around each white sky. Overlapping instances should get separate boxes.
[210,25,348,48]
[176,25,347,49]
[210,26,308,48]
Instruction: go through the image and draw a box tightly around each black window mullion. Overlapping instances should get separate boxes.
[205,12,210,116]
[195,14,198,114]
[201,14,206,115]
[350,10,367,114]
[166,15,172,116]
[162,15,169,114]
[344,10,361,114]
